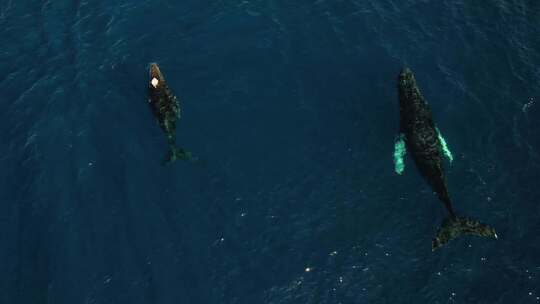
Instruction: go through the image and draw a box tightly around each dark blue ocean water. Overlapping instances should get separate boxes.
[1,0,539,303]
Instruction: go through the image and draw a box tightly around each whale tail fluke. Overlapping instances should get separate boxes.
[432,216,497,251]
[163,146,197,165]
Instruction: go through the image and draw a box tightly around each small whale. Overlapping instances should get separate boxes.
[394,67,497,251]
[148,63,193,164]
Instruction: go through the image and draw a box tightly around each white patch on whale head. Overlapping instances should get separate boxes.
[151,77,159,88]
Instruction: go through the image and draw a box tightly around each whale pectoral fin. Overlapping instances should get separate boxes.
[436,127,453,163]
[393,133,407,175]
[174,97,181,118]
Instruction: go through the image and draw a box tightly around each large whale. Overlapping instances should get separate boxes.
[394,67,497,251]
[148,63,193,164]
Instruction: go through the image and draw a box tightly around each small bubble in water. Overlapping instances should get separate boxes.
[523,97,535,113]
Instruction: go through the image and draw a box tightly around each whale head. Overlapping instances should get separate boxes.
[397,67,427,111]
[398,67,416,90]
[149,63,165,89]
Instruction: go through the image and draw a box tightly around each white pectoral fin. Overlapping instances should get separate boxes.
[436,127,453,163]
[393,133,407,175]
